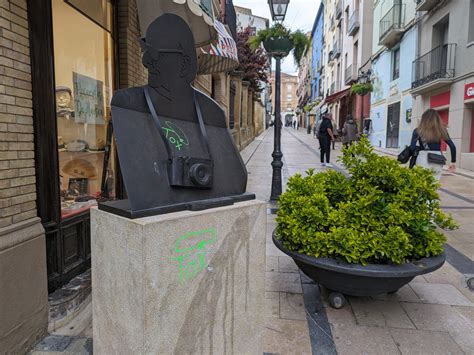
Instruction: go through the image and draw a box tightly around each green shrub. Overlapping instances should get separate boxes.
[276,138,458,265]
[350,82,373,96]
[248,24,310,66]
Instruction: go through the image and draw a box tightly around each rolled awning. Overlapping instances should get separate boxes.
[323,88,351,105]
[197,20,239,74]
[136,0,217,47]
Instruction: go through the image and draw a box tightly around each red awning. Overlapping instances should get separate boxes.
[323,88,351,105]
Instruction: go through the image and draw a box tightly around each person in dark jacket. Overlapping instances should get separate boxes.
[342,114,358,148]
[318,114,335,167]
[409,109,456,180]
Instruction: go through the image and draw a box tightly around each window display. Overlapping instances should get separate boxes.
[52,0,115,219]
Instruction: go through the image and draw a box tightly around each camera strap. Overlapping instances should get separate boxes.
[144,86,212,161]
[193,91,213,160]
[144,86,173,160]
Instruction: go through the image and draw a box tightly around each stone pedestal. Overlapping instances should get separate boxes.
[91,200,266,354]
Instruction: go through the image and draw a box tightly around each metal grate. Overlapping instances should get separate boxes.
[411,44,456,89]
[379,3,405,41]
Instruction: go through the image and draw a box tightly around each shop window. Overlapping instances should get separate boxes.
[52,0,115,219]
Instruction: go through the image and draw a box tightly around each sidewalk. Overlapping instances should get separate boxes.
[244,127,474,355]
[32,127,474,354]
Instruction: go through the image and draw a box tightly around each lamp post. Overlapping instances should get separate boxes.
[356,68,372,134]
[268,0,289,201]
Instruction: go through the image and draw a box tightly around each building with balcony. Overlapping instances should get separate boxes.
[297,34,313,128]
[412,0,474,171]
[270,72,299,125]
[310,2,325,109]
[368,0,417,149]
[0,0,265,352]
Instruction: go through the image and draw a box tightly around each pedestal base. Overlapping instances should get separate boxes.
[91,200,266,354]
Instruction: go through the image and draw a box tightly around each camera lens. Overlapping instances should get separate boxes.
[189,163,211,187]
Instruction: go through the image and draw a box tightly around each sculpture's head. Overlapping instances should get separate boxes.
[140,14,197,87]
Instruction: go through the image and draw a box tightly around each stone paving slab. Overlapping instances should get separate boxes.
[269,128,474,355]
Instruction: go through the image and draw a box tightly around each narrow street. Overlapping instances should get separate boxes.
[242,127,474,354]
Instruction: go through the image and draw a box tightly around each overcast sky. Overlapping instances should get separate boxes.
[233,0,321,74]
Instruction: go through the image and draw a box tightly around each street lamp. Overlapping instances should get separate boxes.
[268,0,289,22]
[268,0,289,201]
[357,68,372,134]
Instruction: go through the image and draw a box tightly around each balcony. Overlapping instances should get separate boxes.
[328,51,335,66]
[329,81,341,95]
[333,41,341,58]
[344,64,358,85]
[336,0,343,19]
[416,0,438,12]
[330,15,335,30]
[348,10,360,36]
[411,44,456,95]
[379,4,405,48]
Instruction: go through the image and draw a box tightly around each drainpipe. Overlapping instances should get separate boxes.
[414,4,422,122]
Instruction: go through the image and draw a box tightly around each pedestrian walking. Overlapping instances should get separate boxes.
[342,114,358,148]
[410,109,456,180]
[318,114,334,167]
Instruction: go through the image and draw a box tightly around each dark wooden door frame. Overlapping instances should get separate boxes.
[386,102,400,149]
[27,0,120,292]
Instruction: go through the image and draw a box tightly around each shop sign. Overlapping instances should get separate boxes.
[465,82,474,101]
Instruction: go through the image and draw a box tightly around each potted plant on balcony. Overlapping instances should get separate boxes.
[273,138,458,308]
[350,82,373,96]
[248,23,310,65]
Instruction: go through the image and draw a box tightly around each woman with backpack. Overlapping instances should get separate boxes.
[318,114,335,167]
[409,109,456,180]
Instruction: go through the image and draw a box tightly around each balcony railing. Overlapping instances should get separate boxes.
[348,10,360,36]
[332,41,341,58]
[412,43,456,91]
[336,0,343,19]
[344,64,358,84]
[379,4,405,46]
[416,0,438,12]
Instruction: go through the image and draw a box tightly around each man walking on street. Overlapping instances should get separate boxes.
[318,114,335,167]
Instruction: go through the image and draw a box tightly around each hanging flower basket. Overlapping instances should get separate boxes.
[248,23,310,65]
[350,82,373,96]
[263,36,294,57]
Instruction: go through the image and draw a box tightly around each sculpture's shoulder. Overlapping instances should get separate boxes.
[194,89,227,128]
[111,86,148,113]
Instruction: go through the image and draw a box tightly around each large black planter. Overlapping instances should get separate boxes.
[263,37,293,57]
[273,231,445,297]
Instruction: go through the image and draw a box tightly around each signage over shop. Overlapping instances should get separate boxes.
[465,82,474,101]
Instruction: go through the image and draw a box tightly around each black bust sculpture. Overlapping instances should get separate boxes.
[99,14,253,218]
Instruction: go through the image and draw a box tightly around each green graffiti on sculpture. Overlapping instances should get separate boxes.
[172,228,217,283]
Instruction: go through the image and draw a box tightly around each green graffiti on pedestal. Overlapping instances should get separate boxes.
[172,228,217,283]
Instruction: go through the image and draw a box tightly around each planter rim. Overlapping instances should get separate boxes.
[272,230,445,278]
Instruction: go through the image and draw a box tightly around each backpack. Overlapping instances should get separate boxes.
[315,120,322,138]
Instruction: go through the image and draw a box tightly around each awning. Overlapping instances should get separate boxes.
[197,20,239,74]
[136,0,217,47]
[323,88,351,105]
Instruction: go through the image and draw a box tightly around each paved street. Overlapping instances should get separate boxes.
[242,127,474,355]
[32,128,474,354]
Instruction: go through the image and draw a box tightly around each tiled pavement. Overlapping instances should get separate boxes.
[32,127,474,354]
[242,127,474,355]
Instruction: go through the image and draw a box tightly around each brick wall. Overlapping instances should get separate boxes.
[117,0,147,88]
[0,0,37,228]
